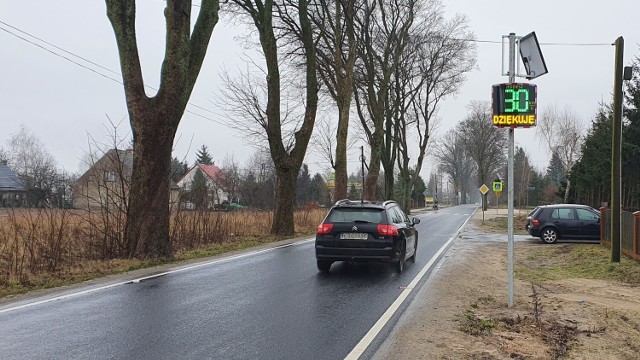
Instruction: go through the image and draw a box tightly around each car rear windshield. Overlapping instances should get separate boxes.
[327,208,384,223]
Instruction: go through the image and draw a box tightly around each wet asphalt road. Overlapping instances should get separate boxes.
[0,205,477,360]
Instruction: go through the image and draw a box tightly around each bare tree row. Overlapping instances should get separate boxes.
[104,0,476,258]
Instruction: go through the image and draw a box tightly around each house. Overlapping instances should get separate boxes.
[176,163,229,209]
[72,149,134,210]
[0,161,26,207]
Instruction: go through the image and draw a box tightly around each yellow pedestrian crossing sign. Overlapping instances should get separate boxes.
[492,181,503,192]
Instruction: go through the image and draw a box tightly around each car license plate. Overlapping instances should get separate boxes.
[340,232,368,240]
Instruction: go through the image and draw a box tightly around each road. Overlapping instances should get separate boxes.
[0,205,476,360]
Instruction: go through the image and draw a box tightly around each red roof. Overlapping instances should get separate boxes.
[197,163,223,181]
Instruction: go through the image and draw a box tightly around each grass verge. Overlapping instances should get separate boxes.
[0,233,309,300]
[516,243,640,285]
[478,215,528,235]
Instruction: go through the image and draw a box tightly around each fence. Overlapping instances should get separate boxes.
[600,207,640,259]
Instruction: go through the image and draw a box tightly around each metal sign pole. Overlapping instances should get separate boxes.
[507,33,516,308]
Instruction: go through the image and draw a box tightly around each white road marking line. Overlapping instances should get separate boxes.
[0,237,314,315]
[344,210,476,360]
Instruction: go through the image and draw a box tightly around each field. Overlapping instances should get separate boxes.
[0,208,325,298]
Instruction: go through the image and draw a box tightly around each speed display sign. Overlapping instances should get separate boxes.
[492,83,537,128]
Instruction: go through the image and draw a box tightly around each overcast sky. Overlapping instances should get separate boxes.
[1,1,638,182]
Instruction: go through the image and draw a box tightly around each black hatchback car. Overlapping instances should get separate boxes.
[315,199,420,273]
[527,204,600,243]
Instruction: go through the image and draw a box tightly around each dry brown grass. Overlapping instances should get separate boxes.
[0,207,326,298]
[478,214,528,235]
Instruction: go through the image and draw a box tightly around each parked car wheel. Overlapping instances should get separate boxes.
[541,227,558,244]
[408,237,417,263]
[395,240,406,273]
[317,260,332,273]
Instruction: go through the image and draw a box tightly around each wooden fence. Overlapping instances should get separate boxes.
[600,207,640,260]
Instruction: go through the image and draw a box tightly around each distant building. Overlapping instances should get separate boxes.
[0,161,26,207]
[176,163,229,209]
[71,149,134,210]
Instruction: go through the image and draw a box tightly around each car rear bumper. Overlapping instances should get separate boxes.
[315,244,400,262]
[528,228,541,237]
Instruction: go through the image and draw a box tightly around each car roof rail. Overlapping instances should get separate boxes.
[334,199,383,207]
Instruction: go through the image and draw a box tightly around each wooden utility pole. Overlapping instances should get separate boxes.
[611,36,623,263]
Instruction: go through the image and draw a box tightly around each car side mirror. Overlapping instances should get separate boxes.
[412,217,421,225]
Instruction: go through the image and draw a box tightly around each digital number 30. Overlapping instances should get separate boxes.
[504,88,529,113]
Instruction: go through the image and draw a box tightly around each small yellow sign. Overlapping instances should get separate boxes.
[479,184,489,195]
[492,181,503,192]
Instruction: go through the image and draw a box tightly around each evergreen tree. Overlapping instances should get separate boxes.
[195,145,213,165]
[308,173,327,205]
[569,105,612,208]
[190,168,209,209]
[296,164,312,206]
[546,151,565,188]
[348,183,359,199]
[170,157,189,183]
[622,54,640,209]
[411,175,427,207]
[528,170,548,207]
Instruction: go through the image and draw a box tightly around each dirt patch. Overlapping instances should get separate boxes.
[374,213,640,360]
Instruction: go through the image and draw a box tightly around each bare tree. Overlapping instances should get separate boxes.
[353,0,416,200]
[435,129,474,205]
[225,0,319,236]
[514,146,534,211]
[459,101,508,207]
[536,104,584,202]
[5,125,58,207]
[106,0,220,257]
[394,7,476,211]
[73,119,133,258]
[309,0,359,200]
[312,116,338,167]
[238,149,276,209]
[220,155,241,204]
[0,147,8,163]
[218,66,301,148]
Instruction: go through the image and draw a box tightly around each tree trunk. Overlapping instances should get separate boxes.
[125,110,176,257]
[384,167,394,200]
[330,1,356,201]
[564,178,571,203]
[364,132,382,200]
[398,171,412,214]
[334,101,350,200]
[271,167,297,235]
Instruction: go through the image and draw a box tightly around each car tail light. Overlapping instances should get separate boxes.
[377,224,398,236]
[317,223,334,235]
[532,219,540,227]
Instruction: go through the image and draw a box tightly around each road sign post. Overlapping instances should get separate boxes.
[493,180,503,213]
[494,31,545,307]
[479,184,489,223]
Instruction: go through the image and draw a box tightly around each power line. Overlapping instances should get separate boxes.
[453,37,612,47]
[0,24,123,84]
[539,42,612,46]
[0,19,229,127]
[0,17,615,134]
[0,19,121,77]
